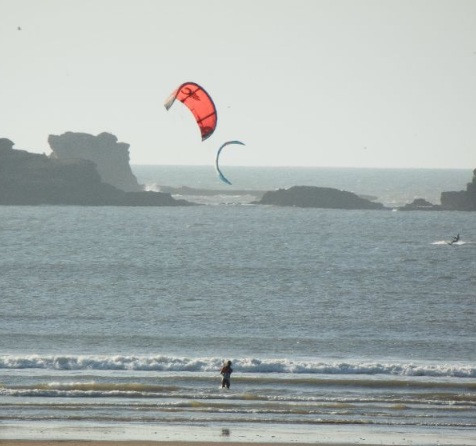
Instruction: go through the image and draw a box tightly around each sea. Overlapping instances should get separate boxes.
[1,166,475,444]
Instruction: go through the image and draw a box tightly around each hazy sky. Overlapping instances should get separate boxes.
[1,0,475,168]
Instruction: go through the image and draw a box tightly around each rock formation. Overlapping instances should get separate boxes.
[0,138,14,151]
[398,198,441,211]
[48,132,142,192]
[440,169,476,211]
[254,186,385,209]
[0,139,192,206]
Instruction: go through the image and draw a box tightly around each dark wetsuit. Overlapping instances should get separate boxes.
[220,365,233,389]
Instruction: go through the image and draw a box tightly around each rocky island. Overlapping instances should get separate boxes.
[0,137,192,206]
[254,186,385,209]
[397,198,442,211]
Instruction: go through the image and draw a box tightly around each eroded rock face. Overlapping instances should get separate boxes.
[441,169,476,211]
[254,186,384,209]
[48,132,142,192]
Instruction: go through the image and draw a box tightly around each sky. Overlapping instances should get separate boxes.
[1,0,476,168]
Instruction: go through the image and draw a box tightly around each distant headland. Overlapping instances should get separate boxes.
[440,168,476,211]
[0,134,193,206]
[1,132,475,210]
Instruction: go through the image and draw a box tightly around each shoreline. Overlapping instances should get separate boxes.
[0,442,318,446]
[0,442,315,446]
[1,422,475,446]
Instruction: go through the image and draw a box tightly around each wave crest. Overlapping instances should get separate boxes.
[0,355,474,378]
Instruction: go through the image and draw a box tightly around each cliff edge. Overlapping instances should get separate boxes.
[48,132,142,192]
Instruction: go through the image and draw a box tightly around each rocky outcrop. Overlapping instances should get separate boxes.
[398,198,441,211]
[0,138,14,151]
[254,186,385,209]
[48,132,142,192]
[0,140,192,206]
[441,169,476,211]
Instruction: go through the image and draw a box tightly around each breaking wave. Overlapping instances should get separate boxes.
[0,355,474,378]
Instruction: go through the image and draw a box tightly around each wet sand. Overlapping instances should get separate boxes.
[0,443,322,446]
[1,422,474,446]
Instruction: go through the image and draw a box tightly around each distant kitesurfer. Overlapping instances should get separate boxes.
[220,360,233,389]
[449,234,460,245]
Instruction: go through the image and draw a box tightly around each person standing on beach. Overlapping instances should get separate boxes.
[220,360,233,389]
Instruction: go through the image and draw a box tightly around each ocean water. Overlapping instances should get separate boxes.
[134,165,472,207]
[0,167,475,444]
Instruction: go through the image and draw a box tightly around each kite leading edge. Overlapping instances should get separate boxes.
[215,140,245,185]
[164,82,218,141]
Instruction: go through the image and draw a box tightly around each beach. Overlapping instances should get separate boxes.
[0,443,368,446]
[0,443,317,446]
[1,421,476,446]
[1,435,475,446]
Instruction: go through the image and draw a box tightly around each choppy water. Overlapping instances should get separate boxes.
[0,167,475,443]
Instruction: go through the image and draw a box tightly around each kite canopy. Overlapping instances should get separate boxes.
[215,140,245,185]
[164,82,218,141]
